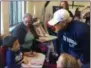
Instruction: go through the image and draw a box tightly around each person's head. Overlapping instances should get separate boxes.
[60,1,69,10]
[57,53,81,68]
[23,13,33,27]
[3,36,20,52]
[48,9,72,33]
[74,8,81,19]
[83,12,90,21]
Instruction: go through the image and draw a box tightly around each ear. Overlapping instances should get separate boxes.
[12,43,15,48]
[12,41,16,48]
[67,17,72,23]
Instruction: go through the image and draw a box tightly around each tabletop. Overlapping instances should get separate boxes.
[21,53,45,68]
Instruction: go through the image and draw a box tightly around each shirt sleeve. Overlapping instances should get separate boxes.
[75,24,90,63]
[78,28,90,63]
[6,51,21,68]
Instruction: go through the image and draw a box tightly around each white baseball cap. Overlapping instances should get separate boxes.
[48,9,72,26]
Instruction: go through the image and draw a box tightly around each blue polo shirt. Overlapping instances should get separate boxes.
[6,49,23,68]
[57,20,90,64]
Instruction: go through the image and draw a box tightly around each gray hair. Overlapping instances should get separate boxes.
[23,13,32,19]
[23,13,33,25]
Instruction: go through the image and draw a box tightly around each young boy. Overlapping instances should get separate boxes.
[57,53,81,68]
[4,36,23,68]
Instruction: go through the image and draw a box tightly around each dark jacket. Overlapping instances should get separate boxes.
[57,20,90,64]
[11,22,38,45]
[11,22,40,52]
[11,23,28,45]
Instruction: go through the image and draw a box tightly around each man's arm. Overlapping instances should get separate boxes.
[11,26,25,45]
[76,24,90,63]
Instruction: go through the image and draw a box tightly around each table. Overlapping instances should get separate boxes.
[21,53,45,68]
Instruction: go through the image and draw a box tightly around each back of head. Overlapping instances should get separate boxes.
[58,53,81,68]
[75,8,81,18]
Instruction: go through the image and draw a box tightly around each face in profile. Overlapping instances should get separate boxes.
[13,40,20,52]
[60,1,68,9]
[24,15,32,27]
[54,21,67,33]
[60,2,66,8]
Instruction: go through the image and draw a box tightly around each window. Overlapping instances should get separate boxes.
[0,1,4,35]
[9,1,26,26]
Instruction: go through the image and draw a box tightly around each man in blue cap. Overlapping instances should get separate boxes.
[48,9,90,68]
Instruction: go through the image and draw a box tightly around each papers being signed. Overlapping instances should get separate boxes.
[22,53,45,68]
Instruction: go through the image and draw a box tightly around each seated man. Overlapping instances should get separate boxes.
[11,13,41,56]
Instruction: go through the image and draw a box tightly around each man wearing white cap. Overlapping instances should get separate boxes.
[48,9,90,67]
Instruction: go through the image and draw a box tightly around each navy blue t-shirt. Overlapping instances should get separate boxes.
[6,49,23,68]
[57,20,90,64]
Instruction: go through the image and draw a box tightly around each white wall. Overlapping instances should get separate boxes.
[1,1,9,36]
[1,2,4,35]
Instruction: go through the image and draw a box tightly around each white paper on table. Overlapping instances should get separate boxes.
[22,53,45,68]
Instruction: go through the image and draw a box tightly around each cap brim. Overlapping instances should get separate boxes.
[48,17,72,26]
[48,19,59,26]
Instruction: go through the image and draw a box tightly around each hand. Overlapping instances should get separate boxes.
[23,56,29,64]
[77,59,83,67]
[24,52,31,56]
[39,38,47,43]
[45,34,50,37]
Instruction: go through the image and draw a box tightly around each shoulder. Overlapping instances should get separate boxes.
[72,20,90,31]
[12,22,26,33]
[70,20,90,37]
[15,22,24,30]
[6,49,13,56]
